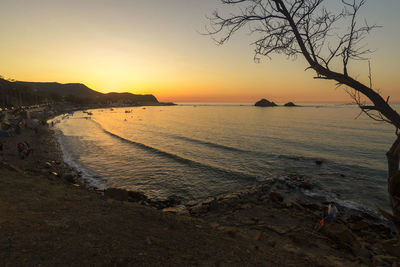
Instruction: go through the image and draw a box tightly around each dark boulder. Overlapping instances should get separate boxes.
[321,223,356,247]
[269,191,284,203]
[128,191,149,203]
[104,188,130,201]
[255,99,277,107]
[152,195,184,209]
[164,195,183,206]
[299,181,313,190]
[63,173,76,183]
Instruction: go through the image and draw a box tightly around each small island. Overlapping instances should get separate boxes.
[284,102,297,107]
[254,98,277,107]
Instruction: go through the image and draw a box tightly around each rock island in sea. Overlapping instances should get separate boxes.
[255,98,278,107]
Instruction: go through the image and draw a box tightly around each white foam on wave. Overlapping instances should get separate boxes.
[54,128,106,190]
[302,188,364,211]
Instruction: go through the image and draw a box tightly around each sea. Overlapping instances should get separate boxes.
[52,103,397,211]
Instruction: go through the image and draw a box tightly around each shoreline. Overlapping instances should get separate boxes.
[2,107,400,265]
[51,108,387,216]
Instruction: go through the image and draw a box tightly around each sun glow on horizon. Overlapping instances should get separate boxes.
[0,0,399,103]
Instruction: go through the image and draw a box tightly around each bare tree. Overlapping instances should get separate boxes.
[208,0,400,230]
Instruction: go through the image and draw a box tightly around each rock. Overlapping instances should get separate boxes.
[154,195,183,209]
[267,239,276,247]
[239,203,252,209]
[269,191,283,203]
[165,195,183,206]
[63,173,76,183]
[370,223,392,237]
[202,197,217,205]
[361,212,377,221]
[351,244,372,260]
[189,204,209,216]
[184,200,199,207]
[253,231,262,241]
[217,226,237,238]
[372,255,398,266]
[348,214,364,223]
[209,199,220,211]
[299,181,313,190]
[381,241,400,258]
[162,205,189,215]
[291,202,305,211]
[104,188,130,201]
[254,99,277,107]
[302,202,321,211]
[284,102,296,107]
[351,221,369,231]
[128,191,149,203]
[222,192,241,201]
[321,223,356,246]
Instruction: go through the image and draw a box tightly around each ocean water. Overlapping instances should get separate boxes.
[53,103,397,210]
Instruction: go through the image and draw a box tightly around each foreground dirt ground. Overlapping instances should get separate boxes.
[1,162,320,266]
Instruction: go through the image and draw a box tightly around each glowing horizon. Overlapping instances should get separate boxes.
[0,0,399,103]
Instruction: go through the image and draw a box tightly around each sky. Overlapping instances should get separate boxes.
[0,0,399,103]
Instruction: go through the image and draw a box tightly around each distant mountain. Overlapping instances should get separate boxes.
[0,78,159,108]
[102,92,158,104]
[15,81,102,98]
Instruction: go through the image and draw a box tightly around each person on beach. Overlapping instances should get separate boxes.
[327,202,338,222]
[17,142,33,159]
[314,202,339,231]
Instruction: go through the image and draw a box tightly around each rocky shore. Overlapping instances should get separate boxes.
[103,175,400,266]
[1,112,400,266]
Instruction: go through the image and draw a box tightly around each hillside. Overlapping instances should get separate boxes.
[0,78,46,108]
[102,92,158,105]
[16,81,102,99]
[0,78,159,108]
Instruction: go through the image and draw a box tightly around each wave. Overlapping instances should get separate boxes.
[125,126,248,153]
[56,130,106,189]
[90,119,259,183]
[164,133,248,153]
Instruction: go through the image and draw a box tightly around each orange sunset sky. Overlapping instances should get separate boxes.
[0,0,399,103]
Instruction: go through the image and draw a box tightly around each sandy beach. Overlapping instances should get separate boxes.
[1,114,400,266]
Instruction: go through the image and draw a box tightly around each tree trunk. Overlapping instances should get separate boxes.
[386,137,400,231]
